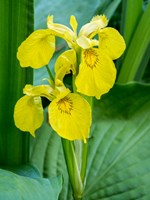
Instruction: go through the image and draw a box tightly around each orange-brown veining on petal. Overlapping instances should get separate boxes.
[83,49,99,69]
[57,96,73,115]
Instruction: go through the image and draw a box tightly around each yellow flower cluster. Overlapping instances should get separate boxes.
[14,15,125,141]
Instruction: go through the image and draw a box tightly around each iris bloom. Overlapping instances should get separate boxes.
[47,15,126,99]
[14,83,91,141]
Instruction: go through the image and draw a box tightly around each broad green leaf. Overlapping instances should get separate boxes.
[35,0,105,29]
[0,168,62,200]
[84,83,150,199]
[0,0,33,165]
[5,164,41,178]
[31,83,150,199]
[30,112,73,199]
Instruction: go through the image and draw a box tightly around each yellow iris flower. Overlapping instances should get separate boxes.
[47,15,125,99]
[48,88,91,141]
[75,17,126,99]
[14,83,91,141]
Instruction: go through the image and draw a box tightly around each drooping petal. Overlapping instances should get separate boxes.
[17,29,55,69]
[14,95,44,137]
[79,15,108,37]
[47,16,75,47]
[23,84,54,101]
[55,49,77,80]
[48,93,91,141]
[99,27,126,60]
[75,48,116,99]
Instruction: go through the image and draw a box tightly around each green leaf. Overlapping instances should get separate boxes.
[35,0,106,29]
[0,0,33,165]
[31,83,150,199]
[120,0,143,46]
[0,168,62,200]
[117,2,150,83]
[103,0,122,19]
[4,164,41,178]
[84,83,150,199]
[135,44,150,82]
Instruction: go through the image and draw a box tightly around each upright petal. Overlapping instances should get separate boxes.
[79,15,108,37]
[48,93,91,141]
[99,27,126,60]
[70,15,78,34]
[47,16,75,47]
[17,29,55,68]
[75,48,116,99]
[14,95,44,136]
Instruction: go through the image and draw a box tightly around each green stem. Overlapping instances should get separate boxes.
[80,142,88,183]
[80,96,92,185]
[46,65,55,82]
[61,139,83,199]
[72,50,93,191]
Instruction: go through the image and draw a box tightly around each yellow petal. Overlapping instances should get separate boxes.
[79,15,108,37]
[14,95,44,136]
[70,15,78,34]
[17,29,55,68]
[75,48,116,99]
[55,49,76,80]
[91,15,108,25]
[23,84,54,101]
[76,36,99,49]
[99,27,126,60]
[47,16,75,47]
[48,93,91,141]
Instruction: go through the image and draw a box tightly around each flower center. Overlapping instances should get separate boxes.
[84,49,99,69]
[57,96,73,115]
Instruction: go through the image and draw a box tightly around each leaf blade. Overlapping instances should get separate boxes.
[84,83,150,199]
[0,168,62,200]
[117,3,150,83]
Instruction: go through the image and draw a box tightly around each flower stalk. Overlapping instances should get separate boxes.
[46,65,55,82]
[80,142,88,184]
[61,139,83,199]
